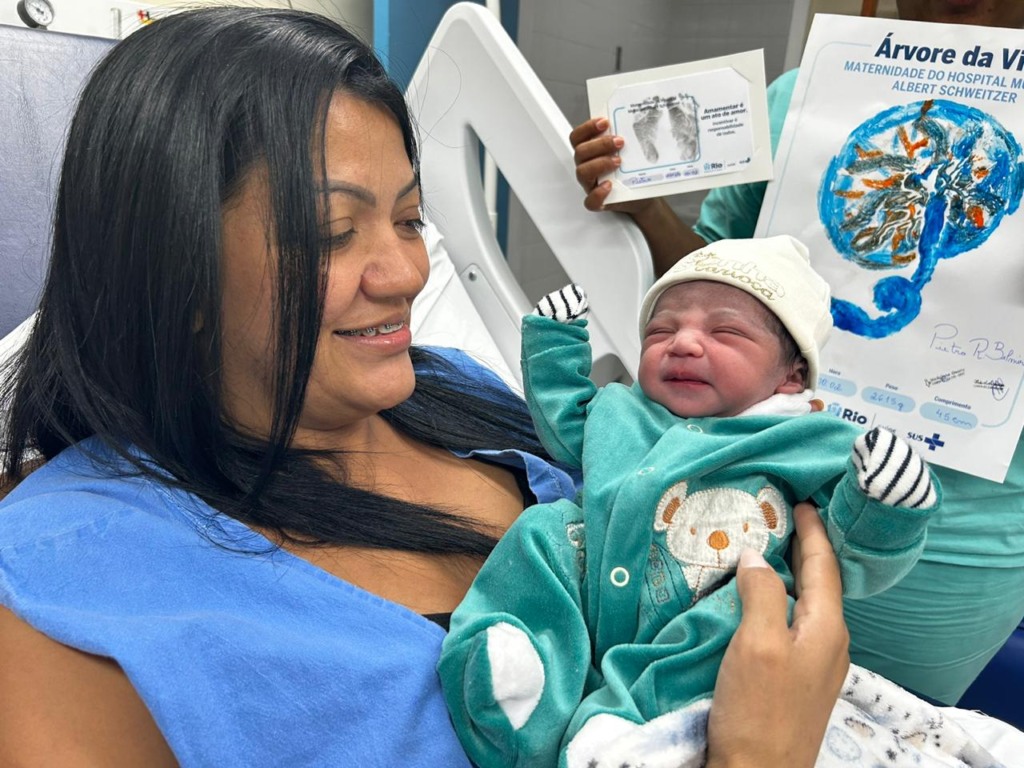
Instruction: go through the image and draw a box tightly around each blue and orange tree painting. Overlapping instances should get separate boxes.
[819,99,1024,338]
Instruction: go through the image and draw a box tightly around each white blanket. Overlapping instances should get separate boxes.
[566,664,1013,767]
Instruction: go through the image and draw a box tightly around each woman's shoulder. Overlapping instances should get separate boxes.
[0,441,470,767]
[0,440,218,647]
[0,438,205,547]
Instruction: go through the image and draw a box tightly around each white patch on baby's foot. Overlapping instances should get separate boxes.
[486,622,544,729]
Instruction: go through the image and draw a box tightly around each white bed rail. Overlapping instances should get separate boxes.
[405,3,653,385]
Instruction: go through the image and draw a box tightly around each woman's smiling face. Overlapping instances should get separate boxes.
[219,91,428,441]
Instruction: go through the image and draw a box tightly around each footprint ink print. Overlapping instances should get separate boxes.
[669,94,700,163]
[631,97,664,164]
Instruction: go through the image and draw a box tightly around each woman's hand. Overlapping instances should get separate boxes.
[569,117,653,216]
[706,502,849,768]
[568,117,707,276]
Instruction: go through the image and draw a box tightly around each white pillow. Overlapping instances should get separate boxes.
[0,314,34,451]
[0,314,33,369]
[411,220,521,392]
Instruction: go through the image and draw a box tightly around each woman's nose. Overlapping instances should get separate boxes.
[360,240,428,299]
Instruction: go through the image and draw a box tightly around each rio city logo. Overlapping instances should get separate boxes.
[827,402,869,425]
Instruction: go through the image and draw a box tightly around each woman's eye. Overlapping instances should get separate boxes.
[323,230,354,249]
[397,217,426,234]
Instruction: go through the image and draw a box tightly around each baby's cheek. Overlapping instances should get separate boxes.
[636,361,659,399]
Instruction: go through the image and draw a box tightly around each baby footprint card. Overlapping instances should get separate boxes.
[587,49,772,204]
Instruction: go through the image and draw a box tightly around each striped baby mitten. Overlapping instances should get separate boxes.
[534,284,589,323]
[853,428,937,509]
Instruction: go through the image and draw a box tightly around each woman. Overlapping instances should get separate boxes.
[0,8,847,765]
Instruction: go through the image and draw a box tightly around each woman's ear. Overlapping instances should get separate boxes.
[773,358,808,395]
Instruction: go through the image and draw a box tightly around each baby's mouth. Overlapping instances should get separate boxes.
[335,322,406,338]
[667,373,706,384]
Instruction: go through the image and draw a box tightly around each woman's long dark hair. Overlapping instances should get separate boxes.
[0,7,546,557]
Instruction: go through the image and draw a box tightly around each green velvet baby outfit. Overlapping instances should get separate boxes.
[439,315,941,768]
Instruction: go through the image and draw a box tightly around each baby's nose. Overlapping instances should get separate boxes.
[669,329,705,356]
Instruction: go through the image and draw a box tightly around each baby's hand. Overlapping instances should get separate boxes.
[534,284,589,323]
[853,428,937,509]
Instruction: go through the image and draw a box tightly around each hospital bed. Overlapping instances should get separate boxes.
[0,2,1022,757]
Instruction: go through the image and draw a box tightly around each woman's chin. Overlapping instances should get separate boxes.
[298,367,417,436]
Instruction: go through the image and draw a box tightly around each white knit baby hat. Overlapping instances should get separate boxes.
[637,235,833,385]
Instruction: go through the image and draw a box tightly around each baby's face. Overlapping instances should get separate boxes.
[638,281,805,418]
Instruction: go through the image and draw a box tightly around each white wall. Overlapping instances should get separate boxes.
[290,0,372,41]
[0,1,155,38]
[0,0,371,40]
[508,0,799,303]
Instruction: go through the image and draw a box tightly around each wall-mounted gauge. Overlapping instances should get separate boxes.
[16,0,55,29]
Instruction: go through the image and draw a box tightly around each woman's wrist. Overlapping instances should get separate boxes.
[627,197,707,276]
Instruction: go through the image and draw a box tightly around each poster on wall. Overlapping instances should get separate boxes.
[757,13,1024,482]
[587,49,773,205]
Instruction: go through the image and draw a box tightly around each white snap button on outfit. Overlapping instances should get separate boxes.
[610,567,630,587]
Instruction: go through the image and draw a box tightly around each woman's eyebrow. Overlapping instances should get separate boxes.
[396,177,420,201]
[324,177,419,205]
